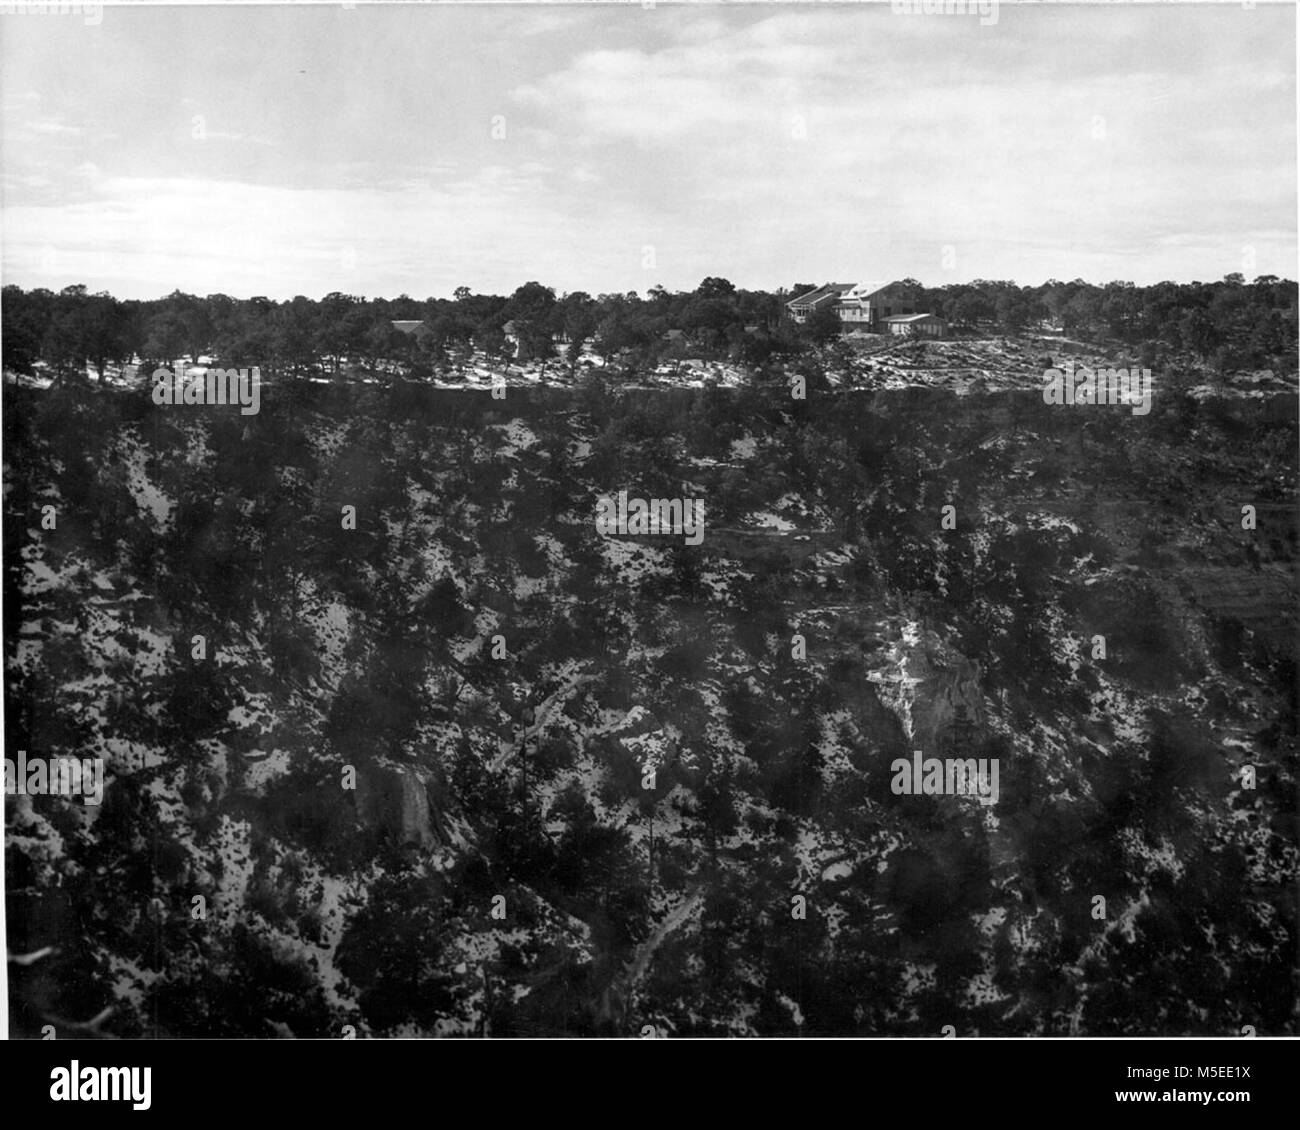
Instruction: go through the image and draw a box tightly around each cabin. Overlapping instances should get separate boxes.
[391,319,431,338]
[886,313,947,338]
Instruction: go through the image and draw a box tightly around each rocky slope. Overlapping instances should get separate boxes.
[4,370,1296,1037]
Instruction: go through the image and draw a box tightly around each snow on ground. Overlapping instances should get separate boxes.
[514,574,548,598]
[101,951,161,1015]
[228,691,277,735]
[1029,512,1082,535]
[491,418,540,457]
[776,993,804,1028]
[746,510,796,532]
[296,579,352,687]
[308,418,351,461]
[451,608,502,665]
[243,748,292,791]
[791,824,857,889]
[600,536,671,585]
[20,550,78,596]
[95,737,167,776]
[1116,827,1186,882]
[816,710,858,787]
[810,546,852,570]
[1087,671,1147,746]
[69,600,174,680]
[962,970,1011,1010]
[212,815,254,921]
[291,870,358,1012]
[115,430,174,529]
[697,560,753,604]
[534,533,572,576]
[407,483,443,529]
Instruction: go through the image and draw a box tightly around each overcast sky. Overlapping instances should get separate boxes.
[2,2,1295,300]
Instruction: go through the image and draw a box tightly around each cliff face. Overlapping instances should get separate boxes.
[866,624,985,757]
[355,763,439,850]
[4,377,1296,1038]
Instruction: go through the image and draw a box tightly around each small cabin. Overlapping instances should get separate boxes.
[886,313,947,338]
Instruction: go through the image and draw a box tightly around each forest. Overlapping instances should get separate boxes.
[3,274,1296,381]
[4,364,1296,1036]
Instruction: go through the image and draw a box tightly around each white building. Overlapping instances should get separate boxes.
[834,281,922,330]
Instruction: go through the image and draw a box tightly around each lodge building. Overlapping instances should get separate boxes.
[785,280,947,337]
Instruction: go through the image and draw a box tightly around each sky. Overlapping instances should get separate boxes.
[1,1,1296,300]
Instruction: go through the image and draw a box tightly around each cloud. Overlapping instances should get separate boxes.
[1,159,662,299]
[11,117,82,138]
[200,130,277,147]
[505,7,1295,284]
[1,3,1294,295]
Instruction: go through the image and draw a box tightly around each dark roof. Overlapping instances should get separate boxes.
[787,283,854,308]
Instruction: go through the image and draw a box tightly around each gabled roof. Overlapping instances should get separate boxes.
[841,280,904,302]
[787,283,854,307]
[391,319,426,334]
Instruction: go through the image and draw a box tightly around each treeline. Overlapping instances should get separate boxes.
[0,277,795,381]
[924,275,1298,373]
[3,273,1295,382]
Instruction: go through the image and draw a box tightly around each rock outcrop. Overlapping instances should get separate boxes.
[867,624,986,756]
[354,761,439,849]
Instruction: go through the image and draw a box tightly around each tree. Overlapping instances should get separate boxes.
[478,324,508,360]
[1,285,53,373]
[141,310,187,368]
[275,297,320,376]
[317,292,362,371]
[559,291,597,343]
[507,281,556,321]
[363,318,404,372]
[805,304,842,345]
[38,286,95,382]
[695,277,736,301]
[504,282,559,363]
[83,292,130,382]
